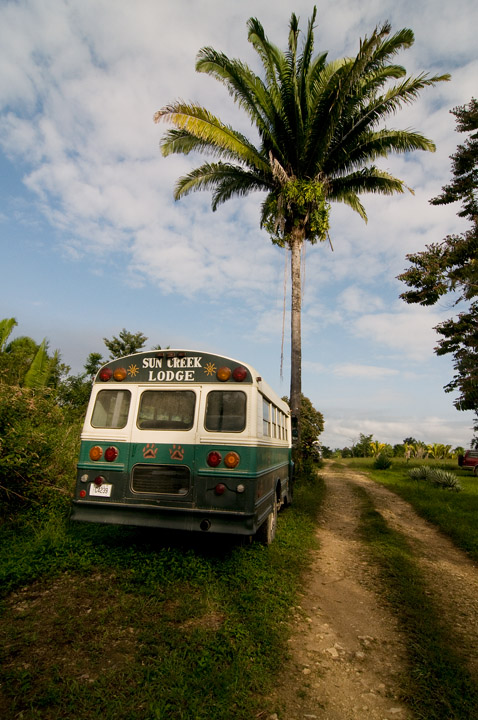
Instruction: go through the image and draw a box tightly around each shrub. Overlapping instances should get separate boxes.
[407,465,461,491]
[0,384,80,516]
[408,466,430,481]
[374,453,392,470]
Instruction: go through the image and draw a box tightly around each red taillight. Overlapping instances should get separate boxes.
[216,366,231,382]
[99,368,113,381]
[94,475,105,486]
[113,367,127,381]
[79,489,87,498]
[207,451,222,467]
[89,446,103,461]
[214,483,226,495]
[104,446,118,462]
[224,451,240,468]
[232,366,247,382]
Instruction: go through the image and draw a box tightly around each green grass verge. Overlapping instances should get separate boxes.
[356,486,478,720]
[0,476,325,720]
[337,457,478,562]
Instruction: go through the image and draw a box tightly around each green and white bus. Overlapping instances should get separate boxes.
[71,350,293,544]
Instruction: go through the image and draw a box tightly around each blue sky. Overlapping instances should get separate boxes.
[0,0,476,449]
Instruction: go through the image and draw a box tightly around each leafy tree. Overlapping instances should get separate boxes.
[84,352,104,378]
[103,329,148,359]
[56,372,93,418]
[299,394,324,460]
[0,335,38,385]
[0,318,59,389]
[399,99,478,442]
[155,8,448,447]
[370,440,386,457]
[283,393,324,464]
[353,433,374,457]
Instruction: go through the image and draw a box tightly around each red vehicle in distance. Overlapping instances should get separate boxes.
[458,450,478,476]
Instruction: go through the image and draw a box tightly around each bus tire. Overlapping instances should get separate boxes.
[256,496,278,545]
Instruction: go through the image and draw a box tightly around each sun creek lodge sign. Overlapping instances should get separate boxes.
[95,351,253,385]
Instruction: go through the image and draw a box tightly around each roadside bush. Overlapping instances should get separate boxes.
[374,453,392,470]
[0,384,80,516]
[408,465,462,491]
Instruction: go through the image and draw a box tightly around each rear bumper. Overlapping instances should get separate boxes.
[70,499,257,535]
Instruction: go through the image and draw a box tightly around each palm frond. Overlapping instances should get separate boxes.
[325,128,436,176]
[247,16,284,91]
[173,161,272,207]
[156,102,269,172]
[329,166,407,199]
[0,317,17,352]
[23,340,52,389]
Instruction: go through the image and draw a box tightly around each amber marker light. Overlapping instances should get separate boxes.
[89,446,103,461]
[224,451,240,468]
[216,366,231,381]
[113,367,127,381]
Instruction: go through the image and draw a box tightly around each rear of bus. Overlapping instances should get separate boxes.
[71,350,292,541]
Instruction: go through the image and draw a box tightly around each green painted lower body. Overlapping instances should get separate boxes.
[72,440,292,536]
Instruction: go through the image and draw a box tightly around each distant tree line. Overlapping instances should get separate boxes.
[321,434,465,460]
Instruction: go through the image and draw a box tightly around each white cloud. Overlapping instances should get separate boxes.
[352,305,445,362]
[333,364,399,379]
[337,286,385,315]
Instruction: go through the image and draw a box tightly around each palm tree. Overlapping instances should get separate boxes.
[154,8,449,445]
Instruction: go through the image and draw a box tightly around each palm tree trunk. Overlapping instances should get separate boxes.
[289,228,303,446]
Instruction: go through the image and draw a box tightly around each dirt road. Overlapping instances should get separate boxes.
[270,462,478,720]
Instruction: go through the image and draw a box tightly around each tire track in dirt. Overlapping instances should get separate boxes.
[270,461,478,720]
[271,465,411,720]
[347,465,478,679]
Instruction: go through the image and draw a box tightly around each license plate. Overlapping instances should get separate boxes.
[89,483,112,498]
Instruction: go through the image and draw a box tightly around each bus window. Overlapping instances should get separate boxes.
[272,406,278,438]
[263,398,271,436]
[91,389,131,429]
[205,391,246,432]
[137,390,196,430]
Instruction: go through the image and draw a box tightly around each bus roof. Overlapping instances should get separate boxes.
[94,349,289,412]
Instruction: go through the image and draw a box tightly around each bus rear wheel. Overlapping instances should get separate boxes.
[256,497,278,545]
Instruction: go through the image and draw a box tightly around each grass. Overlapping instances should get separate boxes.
[356,486,478,720]
[337,457,478,561]
[0,475,325,720]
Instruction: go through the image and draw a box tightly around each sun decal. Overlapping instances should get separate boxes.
[127,364,139,377]
[204,362,216,376]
